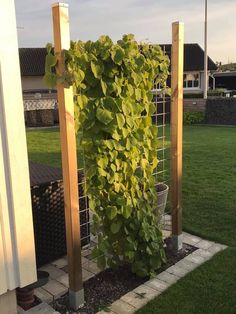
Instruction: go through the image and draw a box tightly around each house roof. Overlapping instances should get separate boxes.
[213,71,236,77]
[19,48,47,76]
[160,43,217,72]
[19,43,217,76]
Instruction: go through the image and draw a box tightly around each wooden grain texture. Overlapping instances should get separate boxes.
[52,3,83,291]
[171,22,184,236]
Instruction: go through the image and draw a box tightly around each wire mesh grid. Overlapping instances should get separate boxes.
[152,88,171,231]
[77,90,171,270]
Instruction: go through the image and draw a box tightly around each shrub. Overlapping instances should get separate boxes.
[44,35,169,277]
[206,98,236,125]
[208,89,225,97]
[184,93,203,99]
[184,112,205,125]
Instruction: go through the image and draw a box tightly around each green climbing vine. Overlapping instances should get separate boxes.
[44,34,169,277]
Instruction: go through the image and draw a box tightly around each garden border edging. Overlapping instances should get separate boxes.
[97,233,227,314]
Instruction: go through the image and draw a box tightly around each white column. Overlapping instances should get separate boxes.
[204,0,208,99]
[0,0,37,296]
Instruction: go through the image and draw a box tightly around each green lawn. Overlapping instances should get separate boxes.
[137,248,236,314]
[27,128,62,167]
[182,126,236,247]
[26,125,236,313]
[27,125,236,246]
[27,127,83,168]
[139,125,236,314]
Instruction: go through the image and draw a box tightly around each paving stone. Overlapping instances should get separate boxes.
[56,273,69,287]
[18,302,56,313]
[208,243,227,254]
[164,214,171,221]
[166,264,189,277]
[193,248,214,260]
[164,225,172,231]
[40,264,67,280]
[133,284,159,300]
[42,279,68,298]
[96,310,115,314]
[82,248,92,257]
[51,257,67,269]
[90,235,98,244]
[182,233,202,246]
[34,287,53,303]
[195,239,214,250]
[81,256,90,264]
[110,299,136,314]
[144,278,169,292]
[175,259,198,272]
[156,271,179,285]
[61,265,68,273]
[162,230,171,239]
[185,253,205,265]
[121,291,149,309]
[82,260,101,275]
[82,269,94,281]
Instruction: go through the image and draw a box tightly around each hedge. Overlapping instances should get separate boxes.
[205,98,236,125]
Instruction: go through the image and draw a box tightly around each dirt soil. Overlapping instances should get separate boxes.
[54,239,196,314]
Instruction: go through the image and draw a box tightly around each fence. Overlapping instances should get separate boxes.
[23,94,59,127]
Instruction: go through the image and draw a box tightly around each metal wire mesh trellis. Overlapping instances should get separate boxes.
[152,90,170,186]
[77,86,171,271]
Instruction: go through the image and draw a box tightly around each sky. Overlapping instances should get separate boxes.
[15,0,236,64]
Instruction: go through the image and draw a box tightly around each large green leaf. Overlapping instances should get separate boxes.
[45,53,57,71]
[96,108,114,125]
[106,206,118,220]
[101,79,107,96]
[110,220,122,234]
[77,95,88,109]
[122,205,132,219]
[97,156,108,169]
[116,113,125,129]
[84,68,99,87]
[91,60,104,79]
[101,97,118,112]
[111,45,125,65]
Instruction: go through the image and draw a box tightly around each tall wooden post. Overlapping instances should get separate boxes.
[52,3,84,309]
[171,22,184,251]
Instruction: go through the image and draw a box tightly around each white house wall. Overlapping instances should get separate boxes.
[22,76,46,92]
[0,0,37,295]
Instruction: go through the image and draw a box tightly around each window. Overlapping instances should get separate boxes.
[184,72,200,89]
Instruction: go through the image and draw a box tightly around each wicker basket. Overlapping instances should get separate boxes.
[29,162,90,267]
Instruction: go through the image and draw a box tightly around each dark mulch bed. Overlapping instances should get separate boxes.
[54,239,196,313]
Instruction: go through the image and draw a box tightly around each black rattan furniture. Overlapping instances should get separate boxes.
[29,162,90,267]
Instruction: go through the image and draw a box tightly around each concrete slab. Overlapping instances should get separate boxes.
[39,264,67,280]
[133,284,159,300]
[34,287,53,304]
[42,279,68,299]
[121,291,148,309]
[144,278,169,292]
[110,299,136,314]
[156,271,179,285]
